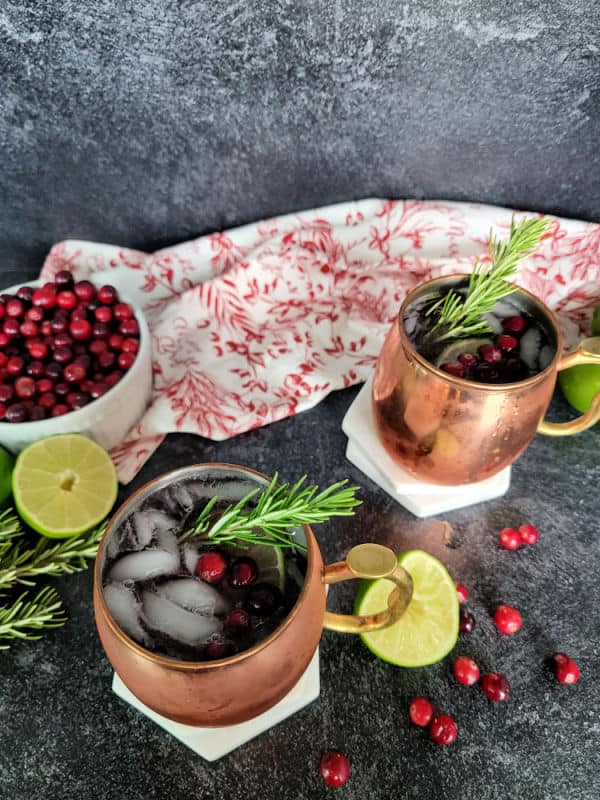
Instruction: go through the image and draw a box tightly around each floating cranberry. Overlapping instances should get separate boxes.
[453,656,480,685]
[459,609,476,634]
[455,582,468,604]
[14,377,36,400]
[119,319,139,337]
[440,361,466,378]
[113,303,133,321]
[503,315,526,334]
[552,653,580,684]
[97,285,117,305]
[205,635,231,660]
[496,334,518,352]
[70,319,92,341]
[499,527,522,550]
[195,550,228,583]
[225,608,251,634]
[63,362,87,384]
[409,697,434,727]
[429,715,458,746]
[458,352,478,367]
[5,403,27,423]
[230,557,258,588]
[117,351,135,371]
[519,524,539,545]
[73,280,95,302]
[479,344,503,363]
[246,583,283,616]
[481,672,511,702]
[320,751,350,787]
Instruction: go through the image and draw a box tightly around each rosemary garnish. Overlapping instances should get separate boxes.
[179,473,361,550]
[425,216,550,344]
[0,586,66,649]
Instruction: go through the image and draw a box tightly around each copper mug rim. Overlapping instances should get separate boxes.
[94,463,316,673]
[397,275,565,390]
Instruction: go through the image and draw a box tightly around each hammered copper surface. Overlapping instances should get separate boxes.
[372,278,564,486]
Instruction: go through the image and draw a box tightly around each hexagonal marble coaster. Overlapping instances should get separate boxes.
[112,649,320,762]
[342,375,510,517]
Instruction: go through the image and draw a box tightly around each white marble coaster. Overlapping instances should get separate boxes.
[342,376,510,517]
[112,649,320,762]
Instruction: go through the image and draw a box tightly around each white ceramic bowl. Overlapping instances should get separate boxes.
[0,279,153,454]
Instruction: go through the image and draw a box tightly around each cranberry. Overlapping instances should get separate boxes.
[479,344,503,363]
[41,320,52,336]
[105,370,123,387]
[89,339,108,355]
[440,361,466,378]
[50,316,68,334]
[5,299,25,318]
[38,392,57,409]
[52,333,73,349]
[0,333,9,348]
[98,351,116,370]
[5,403,28,422]
[120,337,139,354]
[108,333,123,350]
[14,377,36,399]
[458,352,478,367]
[453,656,480,685]
[16,285,34,301]
[117,351,136,370]
[51,403,70,417]
[69,319,92,341]
[97,285,118,305]
[57,290,77,310]
[67,391,90,409]
[26,361,45,378]
[26,306,44,322]
[474,363,500,382]
[230,557,258,588]
[503,315,526,334]
[0,353,7,368]
[494,605,522,635]
[429,715,458,746]
[0,385,14,403]
[552,653,580,684]
[459,609,476,634]
[481,672,511,702]
[27,341,49,361]
[95,306,112,323]
[91,381,109,398]
[119,319,139,337]
[3,318,20,337]
[205,635,231,660]
[455,582,468,604]
[53,346,73,364]
[499,527,522,550]
[30,406,46,421]
[36,378,53,394]
[195,550,228,583]
[64,362,87,383]
[74,353,92,370]
[54,382,69,397]
[45,362,63,381]
[519,524,539,545]
[320,751,350,787]
[0,402,6,420]
[74,281,96,302]
[225,608,251,634]
[91,322,109,340]
[71,306,89,321]
[19,320,38,338]
[409,697,434,727]
[31,287,56,309]
[245,583,283,616]
[113,303,133,321]
[6,357,24,376]
[502,357,528,382]
[496,334,518,352]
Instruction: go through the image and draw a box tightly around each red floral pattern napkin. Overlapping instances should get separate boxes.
[40,199,600,483]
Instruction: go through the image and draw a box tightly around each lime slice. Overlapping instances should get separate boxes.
[12,434,118,538]
[435,337,492,367]
[0,445,15,505]
[234,541,286,591]
[355,549,459,667]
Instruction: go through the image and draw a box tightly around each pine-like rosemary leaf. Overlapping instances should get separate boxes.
[0,586,66,648]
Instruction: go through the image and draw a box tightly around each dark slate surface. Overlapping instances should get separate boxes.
[1,387,599,800]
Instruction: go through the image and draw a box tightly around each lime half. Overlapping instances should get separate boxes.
[234,541,286,591]
[12,434,118,538]
[355,549,459,667]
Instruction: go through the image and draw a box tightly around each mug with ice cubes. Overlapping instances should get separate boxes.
[94,464,413,726]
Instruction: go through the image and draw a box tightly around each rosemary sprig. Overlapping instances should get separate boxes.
[179,473,361,549]
[0,586,66,649]
[426,216,550,343]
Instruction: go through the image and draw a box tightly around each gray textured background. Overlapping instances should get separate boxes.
[1,0,599,284]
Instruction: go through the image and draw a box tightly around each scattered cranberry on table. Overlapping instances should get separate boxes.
[494,605,522,635]
[453,656,480,686]
[499,527,522,550]
[459,609,476,634]
[481,672,511,702]
[320,750,350,787]
[519,524,540,545]
[455,582,468,604]
[429,715,458,746]
[409,696,434,727]
[552,653,580,684]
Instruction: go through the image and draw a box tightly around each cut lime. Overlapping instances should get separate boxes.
[233,540,286,591]
[355,549,459,667]
[0,445,15,505]
[435,337,492,367]
[12,434,118,538]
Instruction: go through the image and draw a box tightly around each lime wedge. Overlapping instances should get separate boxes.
[435,338,492,367]
[12,434,118,538]
[234,541,286,591]
[355,549,459,667]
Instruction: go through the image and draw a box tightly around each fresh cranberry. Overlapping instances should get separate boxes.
[74,281,96,302]
[90,382,109,398]
[69,319,92,341]
[105,370,123,387]
[53,346,73,364]
[455,582,468,604]
[117,351,135,370]
[3,318,20,337]
[453,656,480,685]
[195,551,228,583]
[409,697,434,727]
[479,344,503,363]
[56,290,77,310]
[0,385,14,403]
[225,608,251,634]
[496,334,518,352]
[0,402,6,420]
[42,282,56,293]
[320,751,350,787]
[113,303,133,321]
[50,316,68,334]
[14,377,36,399]
[120,337,139,354]
[481,672,511,702]
[89,339,108,355]
[36,378,53,394]
[45,362,63,381]
[205,635,231,660]
[63,362,87,383]
[5,299,25,318]
[67,391,90,409]
[6,357,24,376]
[119,319,139,337]
[552,653,580,684]
[16,285,34,301]
[0,333,9,348]
[230,557,258,588]
[26,306,44,323]
[25,361,45,379]
[31,288,56,309]
[74,353,92,370]
[91,322,109,340]
[51,403,70,417]
[52,333,73,349]
[19,320,39,338]
[94,305,112,323]
[71,306,89,321]
[108,333,123,350]
[29,406,46,421]
[459,609,476,634]
[502,357,528,382]
[245,583,283,616]
[0,353,7,368]
[38,392,57,409]
[98,351,116,370]
[27,341,48,361]
[5,403,28,423]
[440,361,466,378]
[97,285,117,305]
[503,315,526,334]
[54,382,69,397]
[494,605,522,635]
[519,524,540,545]
[499,527,522,550]
[429,715,458,746]
[41,320,52,336]
[458,352,478,367]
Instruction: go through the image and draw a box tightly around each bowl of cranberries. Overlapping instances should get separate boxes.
[0,270,152,453]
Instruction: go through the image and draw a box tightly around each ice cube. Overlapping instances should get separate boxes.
[103,583,148,644]
[539,344,554,371]
[520,327,542,370]
[154,527,180,556]
[484,313,503,334]
[141,590,223,646]
[493,300,521,318]
[134,509,177,542]
[183,541,201,575]
[156,578,230,615]
[107,548,180,583]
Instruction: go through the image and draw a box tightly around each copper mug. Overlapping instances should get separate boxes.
[93,463,413,726]
[372,276,600,486]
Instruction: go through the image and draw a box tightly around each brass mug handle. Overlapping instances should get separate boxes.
[538,337,600,436]
[321,543,413,633]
